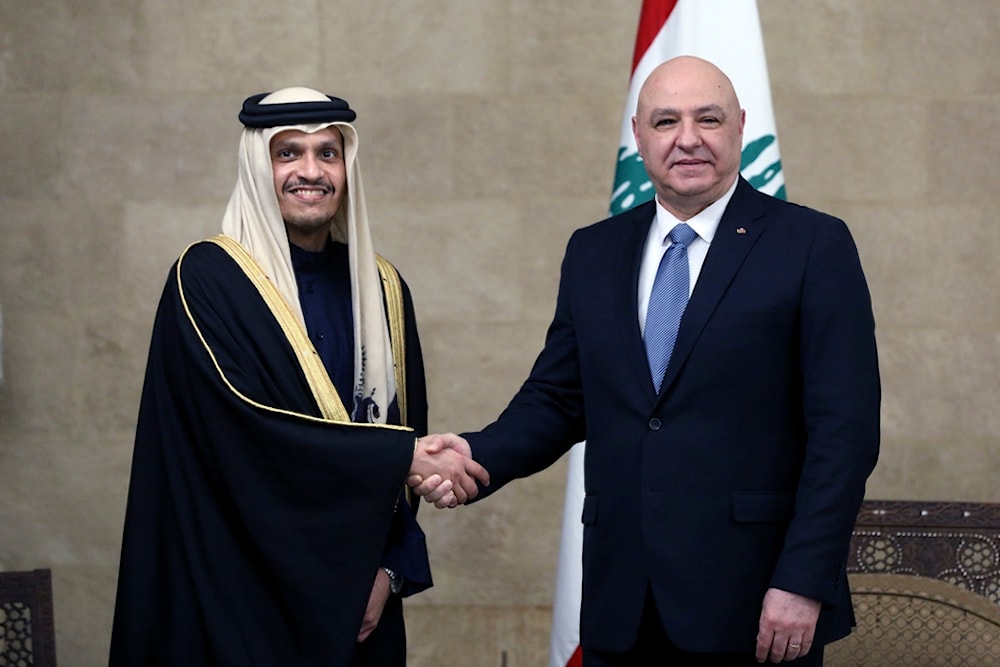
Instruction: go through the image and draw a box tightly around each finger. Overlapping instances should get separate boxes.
[420,435,443,455]
[410,473,443,497]
[785,638,803,661]
[800,636,814,655]
[421,433,461,456]
[429,433,472,457]
[451,480,470,504]
[454,466,481,502]
[422,478,454,504]
[454,477,476,503]
[466,459,490,487]
[769,636,791,663]
[406,474,424,488]
[434,490,457,509]
[755,632,772,663]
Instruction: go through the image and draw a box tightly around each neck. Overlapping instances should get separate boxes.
[286,228,330,252]
[658,175,739,221]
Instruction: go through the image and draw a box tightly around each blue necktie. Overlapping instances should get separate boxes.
[644,223,697,392]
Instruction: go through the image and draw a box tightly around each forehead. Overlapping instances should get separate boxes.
[270,126,344,150]
[640,62,737,113]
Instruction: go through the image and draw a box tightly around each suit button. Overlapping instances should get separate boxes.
[648,418,662,431]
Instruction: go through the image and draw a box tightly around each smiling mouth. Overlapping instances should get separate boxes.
[286,183,333,198]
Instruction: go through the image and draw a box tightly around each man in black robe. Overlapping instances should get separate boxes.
[110,88,487,666]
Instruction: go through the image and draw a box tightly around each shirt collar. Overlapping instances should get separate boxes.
[652,176,740,246]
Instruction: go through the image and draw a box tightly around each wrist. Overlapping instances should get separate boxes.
[382,567,404,594]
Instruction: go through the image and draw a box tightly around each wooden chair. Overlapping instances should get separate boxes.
[826,500,1000,666]
[0,568,57,666]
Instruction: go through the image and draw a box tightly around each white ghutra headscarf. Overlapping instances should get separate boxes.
[220,87,394,424]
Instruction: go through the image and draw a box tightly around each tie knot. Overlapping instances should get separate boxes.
[668,223,698,247]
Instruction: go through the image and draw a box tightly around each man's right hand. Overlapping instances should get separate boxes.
[408,433,489,508]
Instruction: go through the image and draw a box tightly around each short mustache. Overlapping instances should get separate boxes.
[284,180,334,193]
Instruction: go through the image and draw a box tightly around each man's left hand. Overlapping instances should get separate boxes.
[755,587,821,663]
[358,568,392,642]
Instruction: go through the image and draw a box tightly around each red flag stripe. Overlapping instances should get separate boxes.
[631,0,679,74]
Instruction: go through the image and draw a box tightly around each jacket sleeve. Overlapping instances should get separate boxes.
[769,216,880,604]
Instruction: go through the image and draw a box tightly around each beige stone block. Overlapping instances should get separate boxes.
[505,93,624,200]
[761,1,872,94]
[0,3,140,92]
[0,430,131,567]
[58,93,238,205]
[878,327,1000,442]
[317,1,510,95]
[448,94,623,202]
[0,198,114,315]
[406,604,552,666]
[139,1,323,93]
[839,203,1000,330]
[869,0,1000,97]
[122,201,225,307]
[0,198,137,434]
[372,199,526,324]
[775,95,927,206]
[421,321,544,431]
[0,94,65,199]
[928,99,1000,201]
[509,0,638,95]
[514,195,611,325]
[448,96,521,199]
[866,437,1000,502]
[0,306,81,433]
[374,193,578,332]
[354,94,456,200]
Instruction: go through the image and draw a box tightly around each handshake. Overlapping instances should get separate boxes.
[408,433,490,509]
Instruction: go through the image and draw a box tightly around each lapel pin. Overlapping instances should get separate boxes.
[736,227,747,235]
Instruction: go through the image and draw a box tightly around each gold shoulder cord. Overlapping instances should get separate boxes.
[376,254,407,427]
[204,235,351,423]
[376,255,417,507]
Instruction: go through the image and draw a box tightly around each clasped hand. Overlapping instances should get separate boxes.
[408,433,489,508]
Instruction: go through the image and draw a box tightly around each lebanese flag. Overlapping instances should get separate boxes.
[548,2,784,666]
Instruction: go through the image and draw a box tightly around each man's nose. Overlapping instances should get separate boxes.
[676,120,702,149]
[297,153,323,179]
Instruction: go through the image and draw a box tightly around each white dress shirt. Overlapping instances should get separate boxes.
[638,178,739,336]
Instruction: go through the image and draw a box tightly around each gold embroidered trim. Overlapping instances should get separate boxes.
[173,235,411,432]
[375,255,415,507]
[376,254,407,427]
[205,235,352,422]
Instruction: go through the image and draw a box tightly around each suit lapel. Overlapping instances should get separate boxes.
[657,179,767,398]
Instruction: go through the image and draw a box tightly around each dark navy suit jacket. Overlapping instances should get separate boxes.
[465,177,880,654]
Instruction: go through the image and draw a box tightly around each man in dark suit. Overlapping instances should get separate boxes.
[413,56,880,665]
